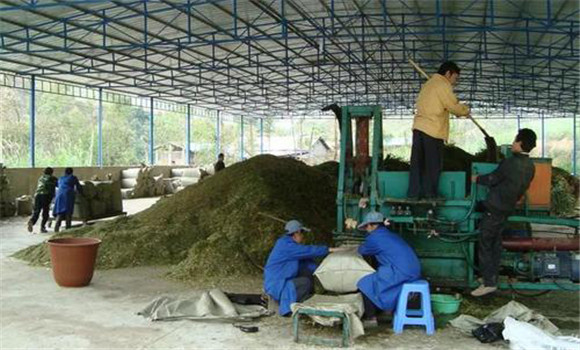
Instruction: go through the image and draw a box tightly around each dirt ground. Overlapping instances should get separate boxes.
[1,197,578,349]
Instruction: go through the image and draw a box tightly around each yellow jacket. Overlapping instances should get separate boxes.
[413,74,470,141]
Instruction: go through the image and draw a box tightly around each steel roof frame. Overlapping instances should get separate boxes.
[0,0,578,117]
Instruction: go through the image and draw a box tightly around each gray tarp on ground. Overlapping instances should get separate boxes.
[291,293,365,340]
[138,289,269,321]
[449,300,560,335]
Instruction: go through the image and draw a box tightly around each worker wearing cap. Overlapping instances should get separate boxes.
[356,212,421,326]
[264,220,340,316]
[408,61,471,199]
[471,129,537,297]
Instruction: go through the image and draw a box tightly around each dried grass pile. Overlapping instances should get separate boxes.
[14,155,337,281]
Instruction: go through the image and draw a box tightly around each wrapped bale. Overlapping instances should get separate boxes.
[314,251,375,293]
[15,195,33,216]
[90,200,107,218]
[121,178,138,189]
[121,168,141,179]
[81,181,96,200]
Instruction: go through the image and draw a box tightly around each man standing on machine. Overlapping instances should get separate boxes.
[471,129,537,297]
[407,61,471,199]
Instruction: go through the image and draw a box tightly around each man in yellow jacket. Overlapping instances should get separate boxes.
[408,61,471,199]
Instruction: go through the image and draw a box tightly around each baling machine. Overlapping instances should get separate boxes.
[334,105,580,292]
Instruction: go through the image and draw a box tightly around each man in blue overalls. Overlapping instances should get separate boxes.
[356,212,422,327]
[264,220,340,316]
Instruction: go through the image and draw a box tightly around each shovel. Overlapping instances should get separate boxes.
[409,59,498,162]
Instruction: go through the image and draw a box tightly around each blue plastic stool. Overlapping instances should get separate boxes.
[393,279,435,335]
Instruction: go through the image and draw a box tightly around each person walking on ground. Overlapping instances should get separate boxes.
[27,167,58,234]
[214,153,225,173]
[53,167,82,232]
[408,61,471,199]
[471,129,537,297]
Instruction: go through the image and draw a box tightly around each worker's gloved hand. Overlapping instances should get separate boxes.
[358,198,369,208]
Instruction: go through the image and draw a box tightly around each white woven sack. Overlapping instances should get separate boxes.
[314,251,375,293]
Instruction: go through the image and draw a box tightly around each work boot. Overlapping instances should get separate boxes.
[40,227,48,233]
[27,221,33,233]
[54,218,62,233]
[471,285,497,297]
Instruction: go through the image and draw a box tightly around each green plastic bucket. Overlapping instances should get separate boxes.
[431,294,462,314]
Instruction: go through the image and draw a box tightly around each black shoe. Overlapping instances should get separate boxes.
[40,227,48,233]
[27,221,33,233]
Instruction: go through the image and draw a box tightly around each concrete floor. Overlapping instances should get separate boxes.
[0,197,562,350]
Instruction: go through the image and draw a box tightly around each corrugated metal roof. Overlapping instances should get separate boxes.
[0,0,577,117]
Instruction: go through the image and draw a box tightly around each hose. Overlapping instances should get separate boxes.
[430,184,479,225]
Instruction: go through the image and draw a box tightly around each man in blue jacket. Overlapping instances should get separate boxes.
[357,212,422,327]
[264,220,341,316]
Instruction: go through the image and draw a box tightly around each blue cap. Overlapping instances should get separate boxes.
[285,220,311,235]
[357,211,384,230]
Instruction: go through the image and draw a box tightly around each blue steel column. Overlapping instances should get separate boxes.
[97,88,103,167]
[260,118,264,154]
[29,75,35,168]
[574,114,577,175]
[541,111,545,157]
[240,115,244,160]
[186,104,191,166]
[216,111,221,159]
[149,97,154,165]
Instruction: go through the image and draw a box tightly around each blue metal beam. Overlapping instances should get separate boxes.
[98,87,103,167]
[260,117,264,154]
[29,75,35,168]
[186,103,191,166]
[149,97,154,165]
[216,110,221,159]
[240,115,244,160]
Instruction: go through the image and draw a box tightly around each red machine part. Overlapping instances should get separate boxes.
[502,237,580,251]
[354,117,371,176]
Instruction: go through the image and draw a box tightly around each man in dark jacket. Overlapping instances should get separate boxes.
[214,153,225,173]
[471,129,537,297]
[27,167,58,233]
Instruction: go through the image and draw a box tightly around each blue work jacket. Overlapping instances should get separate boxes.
[263,235,328,315]
[53,175,81,216]
[357,226,421,311]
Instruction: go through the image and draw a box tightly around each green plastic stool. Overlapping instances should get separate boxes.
[292,308,351,347]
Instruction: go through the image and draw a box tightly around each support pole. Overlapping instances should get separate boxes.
[516,109,521,131]
[149,97,154,165]
[240,115,244,161]
[97,88,103,167]
[186,104,191,166]
[216,111,221,159]
[260,118,264,154]
[29,75,35,168]
[541,111,545,158]
[573,114,577,176]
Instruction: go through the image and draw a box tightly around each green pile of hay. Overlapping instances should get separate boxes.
[13,155,336,281]
[551,167,579,216]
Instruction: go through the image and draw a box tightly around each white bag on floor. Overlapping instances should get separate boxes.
[503,317,580,350]
[314,251,375,293]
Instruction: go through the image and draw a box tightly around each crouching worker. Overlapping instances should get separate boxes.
[471,129,537,297]
[264,220,341,316]
[356,212,421,327]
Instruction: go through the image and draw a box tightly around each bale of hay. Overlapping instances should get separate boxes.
[81,181,96,200]
[121,178,137,189]
[13,155,336,282]
[121,168,141,179]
